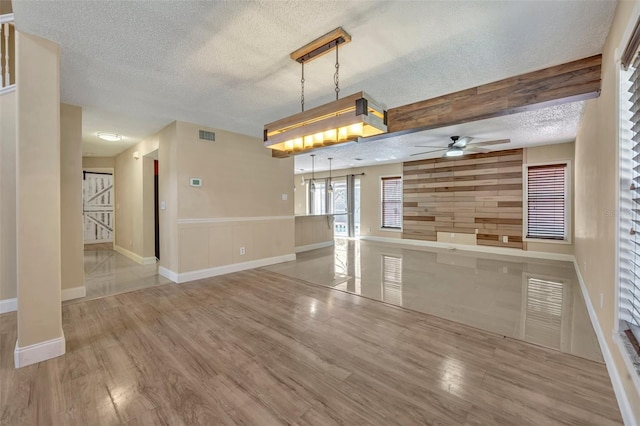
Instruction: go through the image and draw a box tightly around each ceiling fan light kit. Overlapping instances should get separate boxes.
[264,28,387,156]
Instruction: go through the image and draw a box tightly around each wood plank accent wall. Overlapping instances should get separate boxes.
[403,149,524,249]
[388,55,601,134]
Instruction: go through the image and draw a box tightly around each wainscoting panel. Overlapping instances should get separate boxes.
[403,149,524,249]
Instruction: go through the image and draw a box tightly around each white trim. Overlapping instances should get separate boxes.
[178,215,295,225]
[84,239,113,244]
[616,2,640,60]
[0,84,15,95]
[360,235,575,262]
[171,254,296,284]
[14,334,65,368]
[614,332,640,405]
[61,286,86,301]
[0,13,14,24]
[158,266,178,283]
[523,160,572,244]
[573,260,638,426]
[114,245,157,265]
[295,241,334,253]
[0,298,17,313]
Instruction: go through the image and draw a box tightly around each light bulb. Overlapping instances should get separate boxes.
[310,180,316,192]
[328,183,334,193]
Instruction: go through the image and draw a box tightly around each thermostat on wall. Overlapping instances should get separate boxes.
[189,178,202,187]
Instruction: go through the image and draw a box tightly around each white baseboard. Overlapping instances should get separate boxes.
[114,245,157,265]
[165,253,297,284]
[61,286,86,301]
[159,266,178,283]
[573,259,637,426]
[0,298,17,313]
[295,241,335,253]
[14,334,65,368]
[360,235,575,262]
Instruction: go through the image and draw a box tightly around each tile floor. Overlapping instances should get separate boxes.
[265,238,603,362]
[79,245,171,301]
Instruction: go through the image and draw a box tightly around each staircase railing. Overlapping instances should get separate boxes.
[1,13,15,91]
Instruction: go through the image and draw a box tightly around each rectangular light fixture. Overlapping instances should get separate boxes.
[264,91,387,156]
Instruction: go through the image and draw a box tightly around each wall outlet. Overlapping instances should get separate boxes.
[282,193,288,201]
[502,235,508,243]
[367,227,371,233]
[240,247,246,255]
[450,233,455,239]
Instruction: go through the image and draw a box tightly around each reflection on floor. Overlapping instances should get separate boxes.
[80,246,171,301]
[265,238,603,362]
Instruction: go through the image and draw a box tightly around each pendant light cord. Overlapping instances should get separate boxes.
[334,44,340,100]
[301,61,305,112]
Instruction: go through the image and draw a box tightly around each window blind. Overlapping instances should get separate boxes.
[381,177,402,229]
[620,53,640,342]
[526,164,567,240]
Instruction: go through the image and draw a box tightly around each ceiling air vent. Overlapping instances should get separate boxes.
[199,130,215,142]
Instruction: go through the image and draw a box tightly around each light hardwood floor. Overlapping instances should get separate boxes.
[0,268,622,425]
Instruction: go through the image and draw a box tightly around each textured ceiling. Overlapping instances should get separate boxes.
[12,0,615,160]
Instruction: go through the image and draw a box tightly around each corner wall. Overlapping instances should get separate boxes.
[171,122,295,278]
[0,89,16,305]
[114,134,159,261]
[60,103,84,293]
[574,0,640,422]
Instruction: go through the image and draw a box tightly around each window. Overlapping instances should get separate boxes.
[620,51,640,344]
[525,164,568,241]
[381,177,402,229]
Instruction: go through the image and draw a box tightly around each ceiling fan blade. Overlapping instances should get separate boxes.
[414,145,447,149]
[453,136,473,148]
[469,138,511,147]
[465,146,491,153]
[410,149,445,157]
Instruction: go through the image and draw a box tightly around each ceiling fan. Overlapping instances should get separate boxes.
[411,136,510,157]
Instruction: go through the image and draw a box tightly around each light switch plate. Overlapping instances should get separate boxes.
[190,178,202,187]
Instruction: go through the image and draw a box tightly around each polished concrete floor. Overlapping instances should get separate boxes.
[81,245,171,301]
[265,238,603,362]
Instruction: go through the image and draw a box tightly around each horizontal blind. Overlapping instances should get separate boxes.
[620,53,640,341]
[382,255,403,305]
[382,177,402,229]
[527,164,566,240]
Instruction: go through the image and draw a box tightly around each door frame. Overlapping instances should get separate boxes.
[82,167,115,246]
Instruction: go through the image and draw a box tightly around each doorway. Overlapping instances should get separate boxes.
[83,171,114,244]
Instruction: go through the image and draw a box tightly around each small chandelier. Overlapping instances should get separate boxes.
[310,154,316,192]
[264,28,387,157]
[327,158,334,193]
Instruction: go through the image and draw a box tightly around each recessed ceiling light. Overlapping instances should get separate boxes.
[97,132,122,142]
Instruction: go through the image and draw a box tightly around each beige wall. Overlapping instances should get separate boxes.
[114,134,158,259]
[16,31,63,348]
[158,122,178,272]
[295,215,334,248]
[525,142,575,255]
[575,0,640,421]
[60,103,84,290]
[0,89,15,301]
[82,156,114,169]
[295,163,404,239]
[172,122,295,274]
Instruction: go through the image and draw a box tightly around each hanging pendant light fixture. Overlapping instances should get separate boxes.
[264,28,387,158]
[310,154,316,192]
[327,158,334,193]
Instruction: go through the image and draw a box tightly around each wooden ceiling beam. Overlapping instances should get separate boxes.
[386,54,602,135]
